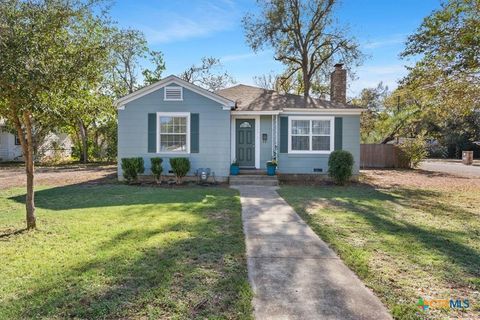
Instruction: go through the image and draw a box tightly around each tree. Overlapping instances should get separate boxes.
[402,0,480,78]
[0,0,112,229]
[179,56,234,91]
[142,50,166,86]
[399,0,480,155]
[351,82,390,143]
[243,0,363,98]
[253,71,301,93]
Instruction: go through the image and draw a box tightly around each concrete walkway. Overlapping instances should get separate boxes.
[233,186,392,320]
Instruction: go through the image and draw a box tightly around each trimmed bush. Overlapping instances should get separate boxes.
[328,150,354,185]
[150,157,163,183]
[169,157,190,184]
[121,157,145,183]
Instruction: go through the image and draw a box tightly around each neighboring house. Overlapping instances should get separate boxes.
[0,121,72,162]
[115,64,362,181]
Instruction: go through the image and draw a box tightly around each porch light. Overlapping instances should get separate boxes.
[262,133,268,143]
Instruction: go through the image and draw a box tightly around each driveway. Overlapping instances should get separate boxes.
[419,159,480,178]
[233,185,391,320]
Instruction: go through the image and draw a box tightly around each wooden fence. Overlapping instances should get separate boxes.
[360,144,407,168]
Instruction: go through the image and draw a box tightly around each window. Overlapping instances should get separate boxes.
[164,86,183,101]
[288,117,334,153]
[157,113,189,153]
[14,134,21,145]
[239,121,252,128]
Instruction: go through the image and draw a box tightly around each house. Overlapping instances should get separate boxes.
[0,120,72,162]
[115,64,362,181]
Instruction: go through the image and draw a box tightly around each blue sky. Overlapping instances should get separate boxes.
[110,0,440,96]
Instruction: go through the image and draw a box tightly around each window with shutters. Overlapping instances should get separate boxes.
[157,112,190,153]
[164,86,183,101]
[288,116,334,154]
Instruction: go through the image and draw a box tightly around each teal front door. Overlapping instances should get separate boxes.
[236,119,255,167]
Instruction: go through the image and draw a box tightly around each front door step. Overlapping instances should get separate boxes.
[230,175,279,186]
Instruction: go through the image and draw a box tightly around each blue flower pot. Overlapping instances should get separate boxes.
[230,165,240,175]
[266,166,276,176]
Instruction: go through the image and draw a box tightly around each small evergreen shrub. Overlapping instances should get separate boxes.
[121,157,145,183]
[150,157,163,183]
[398,136,428,168]
[169,157,190,184]
[328,150,354,185]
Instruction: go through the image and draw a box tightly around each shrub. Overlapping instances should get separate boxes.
[169,157,190,184]
[398,136,428,168]
[328,150,354,185]
[121,157,145,183]
[150,157,163,183]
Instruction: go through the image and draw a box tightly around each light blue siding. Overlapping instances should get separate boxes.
[277,114,360,174]
[259,115,273,169]
[118,82,231,180]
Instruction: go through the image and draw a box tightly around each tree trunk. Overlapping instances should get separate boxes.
[78,119,88,163]
[302,62,310,99]
[23,112,36,229]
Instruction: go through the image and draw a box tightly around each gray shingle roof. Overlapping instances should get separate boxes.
[216,84,361,111]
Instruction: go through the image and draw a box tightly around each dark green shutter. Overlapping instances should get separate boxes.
[334,117,343,150]
[280,116,288,153]
[148,113,156,153]
[190,113,199,153]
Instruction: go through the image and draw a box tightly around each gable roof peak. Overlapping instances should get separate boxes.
[114,75,235,109]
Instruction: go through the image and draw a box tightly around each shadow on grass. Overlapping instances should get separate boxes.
[2,186,251,319]
[8,183,229,211]
[0,228,28,239]
[285,186,480,282]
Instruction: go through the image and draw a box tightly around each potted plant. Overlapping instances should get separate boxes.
[230,160,240,175]
[266,159,277,176]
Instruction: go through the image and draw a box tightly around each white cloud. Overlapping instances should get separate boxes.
[362,34,407,49]
[141,1,239,44]
[349,64,407,96]
[220,51,271,62]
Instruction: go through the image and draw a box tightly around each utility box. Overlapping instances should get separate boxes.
[462,151,473,165]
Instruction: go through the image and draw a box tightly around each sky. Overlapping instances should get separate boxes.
[110,0,441,97]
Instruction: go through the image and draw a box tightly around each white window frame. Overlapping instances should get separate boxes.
[288,116,334,154]
[156,112,190,154]
[164,86,183,101]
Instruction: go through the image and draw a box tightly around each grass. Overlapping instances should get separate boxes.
[278,184,480,320]
[0,184,252,319]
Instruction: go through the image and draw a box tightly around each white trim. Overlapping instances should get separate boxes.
[231,110,281,115]
[230,115,260,169]
[115,75,235,108]
[156,112,190,154]
[288,116,334,154]
[282,108,363,115]
[164,86,183,101]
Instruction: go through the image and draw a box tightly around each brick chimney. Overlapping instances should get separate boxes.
[330,63,346,104]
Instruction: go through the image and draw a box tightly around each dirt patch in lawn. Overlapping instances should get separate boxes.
[361,168,480,191]
[0,166,117,190]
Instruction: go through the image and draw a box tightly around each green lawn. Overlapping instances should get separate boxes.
[0,185,252,319]
[279,184,480,320]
